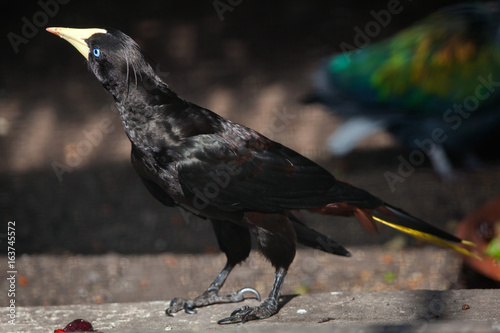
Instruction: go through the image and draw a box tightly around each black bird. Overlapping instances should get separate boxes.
[47,27,477,324]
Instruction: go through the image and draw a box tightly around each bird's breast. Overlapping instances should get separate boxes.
[131,146,183,198]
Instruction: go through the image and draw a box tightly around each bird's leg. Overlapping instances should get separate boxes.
[427,143,454,177]
[218,266,287,324]
[217,212,296,324]
[166,261,260,316]
[166,220,260,316]
[326,116,387,156]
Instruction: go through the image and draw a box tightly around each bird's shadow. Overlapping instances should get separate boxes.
[277,294,300,311]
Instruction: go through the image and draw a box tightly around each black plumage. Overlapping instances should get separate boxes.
[47,27,476,324]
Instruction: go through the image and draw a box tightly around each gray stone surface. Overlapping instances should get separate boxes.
[2,290,499,332]
[1,248,464,307]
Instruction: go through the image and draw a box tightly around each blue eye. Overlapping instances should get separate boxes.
[93,47,100,57]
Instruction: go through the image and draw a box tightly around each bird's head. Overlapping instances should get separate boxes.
[47,27,157,97]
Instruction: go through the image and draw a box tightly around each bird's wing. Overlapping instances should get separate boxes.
[173,125,479,259]
[326,2,500,115]
[175,124,381,213]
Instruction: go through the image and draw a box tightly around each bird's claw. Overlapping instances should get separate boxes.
[237,287,261,301]
[183,303,197,314]
[165,297,198,316]
[217,299,278,324]
[217,306,253,324]
[166,287,260,318]
[166,297,190,317]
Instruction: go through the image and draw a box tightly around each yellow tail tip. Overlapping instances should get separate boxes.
[461,240,477,247]
[372,215,482,260]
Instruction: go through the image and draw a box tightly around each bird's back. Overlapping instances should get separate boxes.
[316,2,500,116]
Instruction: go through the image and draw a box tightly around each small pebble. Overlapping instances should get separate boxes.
[297,309,307,314]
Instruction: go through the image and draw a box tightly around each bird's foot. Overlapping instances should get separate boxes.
[217,298,278,324]
[165,287,260,316]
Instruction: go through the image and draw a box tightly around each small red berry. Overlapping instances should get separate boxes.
[54,319,95,332]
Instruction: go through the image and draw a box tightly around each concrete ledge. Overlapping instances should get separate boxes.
[2,290,499,332]
[3,248,464,307]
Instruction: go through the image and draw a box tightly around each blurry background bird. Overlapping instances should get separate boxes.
[306,1,500,176]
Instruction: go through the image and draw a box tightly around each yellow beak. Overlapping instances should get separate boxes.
[46,27,107,60]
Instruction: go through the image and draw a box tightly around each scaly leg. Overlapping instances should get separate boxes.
[218,212,296,324]
[166,220,260,316]
[218,267,287,324]
[166,262,260,315]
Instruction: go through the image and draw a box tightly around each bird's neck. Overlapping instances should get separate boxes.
[111,73,182,153]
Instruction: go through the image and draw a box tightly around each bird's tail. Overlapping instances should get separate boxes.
[287,211,351,257]
[370,203,479,259]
